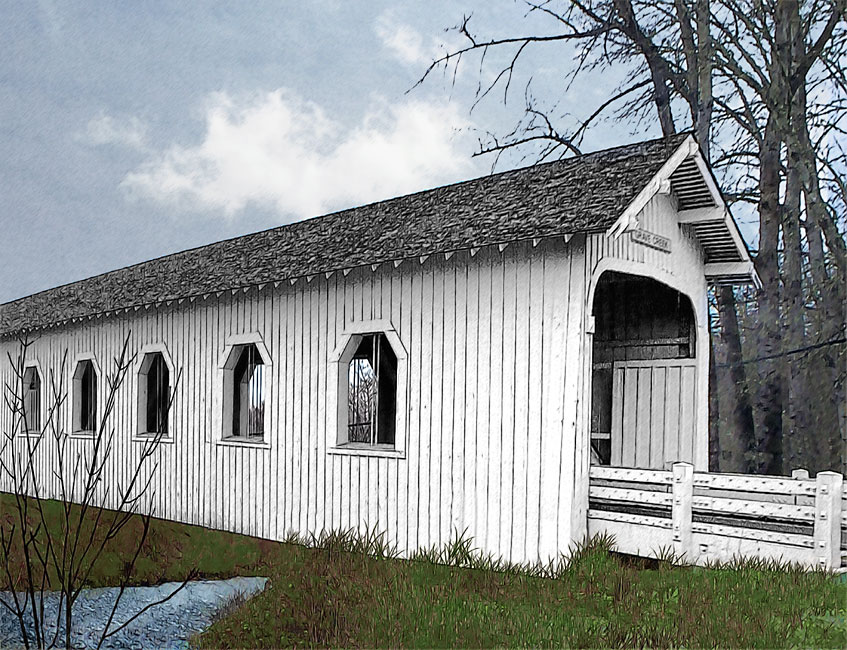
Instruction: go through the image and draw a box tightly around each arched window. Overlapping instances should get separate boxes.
[329,324,407,456]
[73,359,97,434]
[347,333,397,445]
[221,341,269,443]
[22,365,42,434]
[138,351,171,436]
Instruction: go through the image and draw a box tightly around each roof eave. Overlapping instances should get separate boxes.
[606,134,759,287]
[607,135,700,238]
[704,261,762,290]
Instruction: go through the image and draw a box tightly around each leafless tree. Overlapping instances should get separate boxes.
[0,333,194,649]
[348,359,377,443]
[417,0,846,475]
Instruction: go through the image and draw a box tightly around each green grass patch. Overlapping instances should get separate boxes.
[193,530,846,649]
[2,494,844,648]
[0,492,272,589]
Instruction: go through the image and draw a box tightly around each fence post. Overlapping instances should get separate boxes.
[672,462,693,561]
[792,469,810,507]
[813,471,843,570]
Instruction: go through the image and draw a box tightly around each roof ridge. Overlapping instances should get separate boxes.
[0,132,687,310]
[1,132,691,334]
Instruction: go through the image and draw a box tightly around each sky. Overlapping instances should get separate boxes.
[0,1,659,304]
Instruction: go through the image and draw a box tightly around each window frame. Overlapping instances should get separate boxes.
[328,320,408,459]
[134,343,176,443]
[68,353,101,439]
[20,360,44,437]
[217,333,273,449]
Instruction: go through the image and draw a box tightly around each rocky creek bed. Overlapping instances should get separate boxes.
[0,576,268,649]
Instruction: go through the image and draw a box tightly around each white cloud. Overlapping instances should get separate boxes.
[375,13,430,67]
[121,89,475,220]
[374,10,463,70]
[81,113,147,150]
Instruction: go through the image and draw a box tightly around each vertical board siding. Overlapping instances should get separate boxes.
[562,243,588,550]
[584,193,710,472]
[487,256,505,555]
[0,239,582,564]
[573,193,710,540]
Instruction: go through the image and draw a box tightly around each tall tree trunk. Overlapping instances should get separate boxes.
[682,2,757,473]
[717,286,757,472]
[776,0,844,473]
[753,119,784,475]
[613,0,678,136]
[796,135,846,474]
[708,319,721,472]
[781,150,809,472]
[694,0,713,153]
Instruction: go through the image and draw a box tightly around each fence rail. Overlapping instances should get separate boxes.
[587,463,845,570]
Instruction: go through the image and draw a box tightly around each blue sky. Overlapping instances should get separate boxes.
[1,1,653,304]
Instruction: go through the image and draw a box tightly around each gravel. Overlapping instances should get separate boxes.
[0,576,269,649]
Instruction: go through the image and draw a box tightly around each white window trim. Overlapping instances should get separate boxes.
[216,437,272,450]
[19,360,44,437]
[328,319,408,459]
[133,343,176,444]
[68,353,101,439]
[215,333,273,449]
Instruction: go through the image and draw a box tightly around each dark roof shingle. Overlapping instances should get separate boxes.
[0,133,689,335]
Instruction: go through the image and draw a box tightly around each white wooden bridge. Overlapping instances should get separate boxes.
[587,463,846,570]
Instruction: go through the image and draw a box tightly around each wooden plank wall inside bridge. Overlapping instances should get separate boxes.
[611,359,698,469]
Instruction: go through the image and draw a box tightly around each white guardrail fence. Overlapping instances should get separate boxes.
[587,463,846,570]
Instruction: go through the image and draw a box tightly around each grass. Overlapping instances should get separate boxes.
[0,493,273,589]
[192,531,846,648]
[2,494,844,648]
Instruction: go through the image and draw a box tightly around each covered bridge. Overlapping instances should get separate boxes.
[1,133,793,567]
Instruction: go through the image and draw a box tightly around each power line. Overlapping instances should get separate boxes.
[716,336,847,367]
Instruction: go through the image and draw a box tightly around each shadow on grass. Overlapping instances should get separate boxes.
[0,493,274,590]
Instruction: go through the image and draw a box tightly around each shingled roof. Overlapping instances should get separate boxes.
[1,132,691,335]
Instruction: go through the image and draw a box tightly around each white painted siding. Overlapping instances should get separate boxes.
[573,193,710,541]
[0,193,713,565]
[0,239,588,564]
